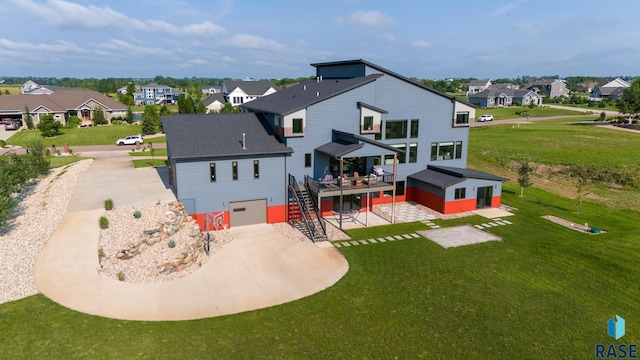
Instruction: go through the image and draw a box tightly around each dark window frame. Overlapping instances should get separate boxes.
[410,119,419,138]
[292,118,303,134]
[304,153,312,168]
[454,187,466,200]
[232,161,238,180]
[209,162,216,182]
[253,160,259,179]
[385,120,408,139]
[455,112,469,125]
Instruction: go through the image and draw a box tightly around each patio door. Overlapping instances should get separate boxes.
[476,186,493,209]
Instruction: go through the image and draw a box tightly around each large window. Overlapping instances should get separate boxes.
[385,144,406,164]
[385,120,407,139]
[456,112,469,125]
[454,187,466,199]
[410,119,419,138]
[409,143,418,163]
[253,160,259,179]
[292,118,303,134]
[431,141,464,161]
[232,161,238,180]
[209,163,216,182]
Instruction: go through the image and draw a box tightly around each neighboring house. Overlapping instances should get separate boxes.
[526,79,569,99]
[164,59,506,233]
[133,83,181,106]
[20,80,70,95]
[222,79,278,106]
[590,78,631,101]
[0,89,127,125]
[490,83,519,90]
[574,81,598,93]
[467,79,492,95]
[469,88,542,107]
[203,93,226,113]
[201,86,222,95]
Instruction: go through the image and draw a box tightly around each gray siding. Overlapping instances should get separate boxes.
[284,73,469,185]
[443,178,502,202]
[175,154,287,214]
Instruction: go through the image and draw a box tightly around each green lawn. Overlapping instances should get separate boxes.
[129,148,167,157]
[1,183,638,359]
[477,105,588,120]
[132,159,167,168]
[48,155,85,168]
[0,84,21,94]
[6,125,166,147]
[468,118,640,210]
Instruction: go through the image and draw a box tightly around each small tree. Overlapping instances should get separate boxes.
[93,105,107,125]
[24,105,34,130]
[517,162,535,197]
[196,101,206,114]
[575,176,591,212]
[220,102,241,113]
[125,107,134,123]
[36,114,62,137]
[141,105,158,135]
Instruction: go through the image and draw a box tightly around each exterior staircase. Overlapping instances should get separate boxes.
[288,175,328,242]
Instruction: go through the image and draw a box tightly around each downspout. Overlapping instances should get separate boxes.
[284,153,288,223]
[392,153,397,224]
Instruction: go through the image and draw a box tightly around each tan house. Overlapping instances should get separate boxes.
[0,89,127,125]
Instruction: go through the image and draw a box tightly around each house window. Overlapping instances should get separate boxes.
[383,181,405,197]
[456,112,469,125]
[455,141,463,159]
[454,187,466,200]
[438,142,454,160]
[373,156,381,166]
[384,154,394,165]
[304,153,312,168]
[363,116,373,131]
[253,160,259,179]
[385,120,407,139]
[385,144,406,164]
[410,119,419,138]
[232,161,238,180]
[209,163,216,182]
[430,142,438,161]
[409,143,418,163]
[292,118,303,134]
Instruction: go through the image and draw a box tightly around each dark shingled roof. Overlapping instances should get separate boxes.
[203,93,226,106]
[241,74,382,116]
[315,141,364,158]
[163,113,293,160]
[408,165,507,189]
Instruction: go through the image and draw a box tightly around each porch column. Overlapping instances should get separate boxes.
[392,153,397,224]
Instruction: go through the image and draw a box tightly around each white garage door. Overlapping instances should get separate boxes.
[229,199,267,227]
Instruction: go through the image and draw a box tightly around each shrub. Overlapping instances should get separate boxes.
[104,199,114,210]
[168,239,176,248]
[99,216,109,229]
[0,140,5,148]
[65,115,81,128]
[117,271,125,281]
[600,112,607,121]
[133,210,142,218]
[36,114,62,137]
[98,247,105,260]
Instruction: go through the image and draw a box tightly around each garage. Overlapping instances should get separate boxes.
[229,199,267,227]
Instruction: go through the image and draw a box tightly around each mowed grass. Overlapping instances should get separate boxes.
[0,84,21,94]
[477,105,588,120]
[1,183,639,359]
[468,118,640,209]
[5,125,166,147]
[129,148,167,156]
[132,159,167,168]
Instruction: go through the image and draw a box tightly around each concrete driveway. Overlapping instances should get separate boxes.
[34,151,349,320]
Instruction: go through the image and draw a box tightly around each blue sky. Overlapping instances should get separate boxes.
[0,0,639,79]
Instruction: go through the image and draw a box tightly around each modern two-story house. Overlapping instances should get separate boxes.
[133,83,181,106]
[164,60,506,235]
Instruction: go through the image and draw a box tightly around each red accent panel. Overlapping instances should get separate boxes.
[491,195,501,208]
[267,205,287,223]
[443,199,476,214]
[409,187,443,212]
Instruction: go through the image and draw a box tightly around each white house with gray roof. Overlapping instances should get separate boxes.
[222,79,278,106]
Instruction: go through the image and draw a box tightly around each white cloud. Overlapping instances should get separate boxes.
[412,40,432,48]
[10,0,226,37]
[228,34,286,51]
[336,10,396,28]
[222,56,236,63]
[0,38,84,53]
[377,33,396,43]
[95,39,177,59]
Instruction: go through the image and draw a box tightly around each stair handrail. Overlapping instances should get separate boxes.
[288,184,316,239]
[304,175,327,237]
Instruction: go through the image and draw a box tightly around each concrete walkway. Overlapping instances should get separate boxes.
[34,151,349,321]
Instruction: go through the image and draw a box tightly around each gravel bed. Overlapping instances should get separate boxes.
[0,159,93,304]
[541,215,604,234]
[98,203,230,284]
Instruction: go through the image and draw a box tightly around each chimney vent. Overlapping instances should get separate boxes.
[316,91,319,97]
[242,133,247,150]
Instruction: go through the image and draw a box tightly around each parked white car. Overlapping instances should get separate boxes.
[116,134,144,146]
[477,114,494,122]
